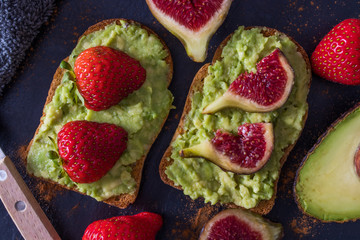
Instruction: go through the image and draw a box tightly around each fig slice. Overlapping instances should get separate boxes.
[203,49,294,113]
[180,122,274,174]
[146,0,233,62]
[199,208,283,240]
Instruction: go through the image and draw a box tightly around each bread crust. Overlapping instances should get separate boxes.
[26,19,173,208]
[159,26,311,215]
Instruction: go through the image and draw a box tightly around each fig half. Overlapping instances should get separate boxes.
[199,208,283,240]
[203,49,294,113]
[181,123,274,174]
[146,0,233,62]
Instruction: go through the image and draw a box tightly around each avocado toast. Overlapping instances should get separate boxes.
[26,19,173,208]
[160,26,311,214]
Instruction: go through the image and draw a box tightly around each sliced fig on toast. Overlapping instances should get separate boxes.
[199,208,283,240]
[146,0,233,62]
[180,123,274,174]
[203,49,294,113]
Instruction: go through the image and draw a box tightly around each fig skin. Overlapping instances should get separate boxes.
[199,208,283,240]
[294,102,360,223]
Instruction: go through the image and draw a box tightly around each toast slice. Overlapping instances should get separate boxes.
[159,26,311,215]
[26,19,173,208]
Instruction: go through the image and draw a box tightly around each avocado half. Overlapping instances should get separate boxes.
[295,102,360,222]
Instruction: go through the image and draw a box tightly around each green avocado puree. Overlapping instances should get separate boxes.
[165,26,310,209]
[27,21,173,201]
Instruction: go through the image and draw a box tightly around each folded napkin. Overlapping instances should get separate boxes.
[0,0,54,96]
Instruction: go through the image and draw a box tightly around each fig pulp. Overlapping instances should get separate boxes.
[181,123,274,174]
[203,49,294,113]
[199,209,283,240]
[146,0,233,62]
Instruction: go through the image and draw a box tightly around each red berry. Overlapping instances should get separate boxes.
[57,120,128,183]
[82,212,163,240]
[311,18,360,85]
[74,46,146,111]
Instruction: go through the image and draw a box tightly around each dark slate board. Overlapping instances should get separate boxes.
[0,0,359,239]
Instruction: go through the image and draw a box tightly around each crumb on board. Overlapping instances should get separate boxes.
[290,214,318,238]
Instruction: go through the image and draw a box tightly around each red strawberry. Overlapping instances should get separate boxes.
[82,212,163,240]
[311,18,360,85]
[74,46,146,111]
[57,120,128,183]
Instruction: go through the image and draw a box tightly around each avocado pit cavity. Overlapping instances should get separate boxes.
[354,144,360,177]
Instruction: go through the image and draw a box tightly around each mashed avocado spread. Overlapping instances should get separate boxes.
[27,21,173,201]
[166,27,310,209]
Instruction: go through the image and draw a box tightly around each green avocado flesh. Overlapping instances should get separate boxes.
[165,26,310,209]
[295,105,360,221]
[27,21,173,201]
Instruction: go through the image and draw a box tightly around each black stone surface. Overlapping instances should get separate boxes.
[0,0,359,239]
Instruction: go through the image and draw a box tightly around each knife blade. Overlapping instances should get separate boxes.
[0,147,61,240]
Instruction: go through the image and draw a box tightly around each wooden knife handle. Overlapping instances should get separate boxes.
[0,156,61,240]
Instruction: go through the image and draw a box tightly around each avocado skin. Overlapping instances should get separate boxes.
[294,102,360,222]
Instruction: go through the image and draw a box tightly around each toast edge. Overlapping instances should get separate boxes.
[159,26,311,215]
[25,18,174,209]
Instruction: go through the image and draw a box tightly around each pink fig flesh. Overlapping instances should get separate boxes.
[151,0,225,31]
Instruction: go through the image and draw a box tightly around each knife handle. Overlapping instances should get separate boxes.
[0,156,61,240]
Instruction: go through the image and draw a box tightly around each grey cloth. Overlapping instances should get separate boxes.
[0,0,54,96]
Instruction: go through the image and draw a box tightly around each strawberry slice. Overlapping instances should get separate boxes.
[82,212,163,240]
[57,120,128,183]
[74,46,146,111]
[311,18,360,85]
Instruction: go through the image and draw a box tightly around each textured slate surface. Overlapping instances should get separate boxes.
[0,0,359,239]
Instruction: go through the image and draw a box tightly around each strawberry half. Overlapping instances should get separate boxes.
[311,18,360,85]
[74,46,146,111]
[82,212,163,240]
[57,120,128,183]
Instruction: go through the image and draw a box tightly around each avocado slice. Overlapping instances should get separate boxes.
[295,103,360,221]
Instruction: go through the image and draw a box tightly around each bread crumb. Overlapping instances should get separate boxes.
[278,169,295,198]
[17,145,28,163]
[169,202,221,240]
[290,214,318,238]
[17,145,64,202]
[37,181,64,202]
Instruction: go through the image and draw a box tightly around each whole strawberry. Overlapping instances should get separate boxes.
[311,18,360,85]
[74,46,146,111]
[57,120,128,183]
[82,212,163,240]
